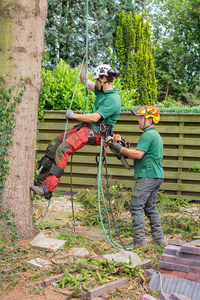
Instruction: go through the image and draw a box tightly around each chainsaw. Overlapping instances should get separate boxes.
[107,134,130,170]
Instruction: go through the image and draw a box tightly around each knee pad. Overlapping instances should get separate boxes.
[49,163,64,178]
[38,155,54,172]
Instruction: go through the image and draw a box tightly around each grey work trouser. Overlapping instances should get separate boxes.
[130,177,164,245]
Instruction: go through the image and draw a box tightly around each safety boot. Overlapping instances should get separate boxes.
[154,239,166,247]
[131,240,148,250]
[30,183,52,200]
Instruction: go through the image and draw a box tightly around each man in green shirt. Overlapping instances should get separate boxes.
[31,63,121,199]
[109,105,166,248]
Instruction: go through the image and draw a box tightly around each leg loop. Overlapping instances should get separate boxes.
[36,155,54,183]
[38,155,54,169]
[49,163,64,178]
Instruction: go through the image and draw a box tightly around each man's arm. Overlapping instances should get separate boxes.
[109,142,145,159]
[73,111,102,123]
[120,147,145,159]
[80,63,95,92]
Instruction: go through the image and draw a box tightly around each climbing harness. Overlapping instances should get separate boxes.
[84,0,89,112]
[35,0,131,251]
[35,58,86,228]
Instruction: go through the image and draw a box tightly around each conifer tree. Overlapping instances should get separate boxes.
[114,11,157,105]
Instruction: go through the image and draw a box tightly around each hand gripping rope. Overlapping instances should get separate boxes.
[36,0,131,250]
[36,58,85,229]
[36,1,89,229]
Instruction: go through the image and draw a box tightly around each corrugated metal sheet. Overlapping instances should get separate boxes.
[149,272,200,300]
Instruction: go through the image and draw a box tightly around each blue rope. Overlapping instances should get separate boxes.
[97,139,131,251]
[36,60,85,228]
[63,58,85,140]
[85,0,89,112]
[35,0,89,228]
[36,198,51,227]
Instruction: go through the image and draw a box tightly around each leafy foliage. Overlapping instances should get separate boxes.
[44,0,136,70]
[39,59,95,112]
[43,0,200,105]
[114,11,157,105]
[39,59,140,112]
[59,256,145,294]
[0,83,23,199]
[75,185,199,242]
[156,192,199,240]
[75,183,131,237]
[0,81,24,244]
[145,0,200,103]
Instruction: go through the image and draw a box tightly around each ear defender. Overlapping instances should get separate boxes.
[107,68,119,78]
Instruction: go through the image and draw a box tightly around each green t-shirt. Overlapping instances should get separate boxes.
[90,85,121,133]
[134,127,164,179]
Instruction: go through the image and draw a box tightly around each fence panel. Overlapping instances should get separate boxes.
[37,111,200,201]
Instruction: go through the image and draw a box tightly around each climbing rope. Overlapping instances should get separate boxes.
[36,59,85,228]
[97,139,131,251]
[36,198,51,228]
[36,0,89,229]
[36,0,130,250]
[84,0,89,112]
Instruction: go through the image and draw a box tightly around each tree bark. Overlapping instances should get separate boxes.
[0,0,47,239]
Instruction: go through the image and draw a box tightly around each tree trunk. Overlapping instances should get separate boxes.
[0,1,47,239]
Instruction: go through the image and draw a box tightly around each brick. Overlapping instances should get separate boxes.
[189,266,200,274]
[177,257,200,267]
[43,273,65,287]
[160,268,200,282]
[180,240,200,256]
[141,294,157,300]
[170,292,192,300]
[164,245,181,256]
[174,264,189,273]
[160,269,188,279]
[159,261,175,270]
[185,273,200,282]
[160,268,176,276]
[86,278,128,300]
[168,239,186,246]
[177,250,200,261]
[161,254,179,264]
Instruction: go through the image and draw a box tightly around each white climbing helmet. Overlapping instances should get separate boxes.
[92,64,112,80]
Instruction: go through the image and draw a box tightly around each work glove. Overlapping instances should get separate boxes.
[109,142,122,154]
[66,109,75,119]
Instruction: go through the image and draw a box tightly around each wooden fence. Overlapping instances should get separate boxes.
[37,111,200,202]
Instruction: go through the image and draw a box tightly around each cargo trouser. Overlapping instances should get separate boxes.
[130,177,164,246]
[37,123,102,192]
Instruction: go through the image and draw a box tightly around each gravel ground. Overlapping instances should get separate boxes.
[33,195,84,214]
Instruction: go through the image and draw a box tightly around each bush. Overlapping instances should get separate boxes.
[39,59,139,115]
[39,60,200,115]
[39,59,95,113]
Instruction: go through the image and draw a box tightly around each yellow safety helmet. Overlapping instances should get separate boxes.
[131,105,160,124]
